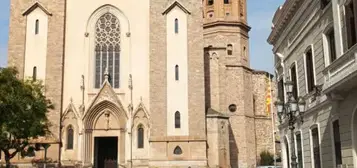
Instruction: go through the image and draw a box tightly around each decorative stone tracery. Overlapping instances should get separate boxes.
[94,12,121,88]
[82,79,128,165]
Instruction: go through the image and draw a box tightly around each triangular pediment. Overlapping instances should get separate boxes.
[84,80,128,120]
[133,100,150,120]
[62,99,81,120]
[22,1,52,16]
[162,1,191,15]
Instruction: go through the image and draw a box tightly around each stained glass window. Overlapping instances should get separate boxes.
[94,13,121,88]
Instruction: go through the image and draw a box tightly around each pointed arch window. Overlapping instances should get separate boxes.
[174,146,182,155]
[175,19,179,34]
[227,44,233,55]
[33,66,37,81]
[175,111,181,128]
[94,13,121,88]
[137,124,144,148]
[67,125,74,150]
[35,19,39,35]
[175,65,179,81]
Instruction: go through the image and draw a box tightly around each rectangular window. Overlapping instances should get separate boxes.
[285,139,290,168]
[305,48,315,93]
[278,79,285,101]
[333,120,342,166]
[327,30,337,63]
[346,1,357,49]
[290,64,298,100]
[296,132,303,168]
[312,127,321,168]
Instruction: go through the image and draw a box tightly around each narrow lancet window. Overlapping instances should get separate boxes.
[33,66,37,81]
[175,19,179,34]
[67,125,74,150]
[175,111,181,128]
[175,65,179,81]
[35,19,39,34]
[138,125,144,148]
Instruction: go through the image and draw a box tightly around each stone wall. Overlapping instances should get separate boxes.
[8,0,66,162]
[252,71,277,165]
[148,0,207,166]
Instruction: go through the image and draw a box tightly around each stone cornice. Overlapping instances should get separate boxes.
[203,20,251,32]
[149,136,206,142]
[267,0,304,45]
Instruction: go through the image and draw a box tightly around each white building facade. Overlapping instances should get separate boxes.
[268,0,357,168]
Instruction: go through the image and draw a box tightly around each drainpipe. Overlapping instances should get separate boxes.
[129,74,133,168]
[58,0,67,167]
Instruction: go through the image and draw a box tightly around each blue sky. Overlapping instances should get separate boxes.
[0,0,9,68]
[247,0,284,73]
[0,0,284,73]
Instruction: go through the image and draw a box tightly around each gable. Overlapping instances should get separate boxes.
[162,1,191,15]
[84,80,128,120]
[22,2,52,16]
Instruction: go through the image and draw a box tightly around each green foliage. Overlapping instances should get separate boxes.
[259,150,274,166]
[0,67,53,166]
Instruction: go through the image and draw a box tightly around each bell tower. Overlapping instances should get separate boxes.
[203,0,256,167]
[203,0,250,67]
[203,0,247,23]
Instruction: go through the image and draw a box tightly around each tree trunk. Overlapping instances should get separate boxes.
[5,154,11,168]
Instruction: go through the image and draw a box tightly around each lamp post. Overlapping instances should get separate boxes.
[275,78,306,168]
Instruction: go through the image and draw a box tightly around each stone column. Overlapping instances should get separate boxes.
[332,0,344,56]
[77,131,82,164]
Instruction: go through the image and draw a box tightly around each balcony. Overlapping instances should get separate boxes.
[323,44,357,95]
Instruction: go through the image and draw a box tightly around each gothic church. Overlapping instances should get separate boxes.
[5,0,275,167]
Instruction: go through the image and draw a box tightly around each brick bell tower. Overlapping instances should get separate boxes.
[203,0,257,167]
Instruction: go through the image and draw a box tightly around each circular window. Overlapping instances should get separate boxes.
[228,104,237,112]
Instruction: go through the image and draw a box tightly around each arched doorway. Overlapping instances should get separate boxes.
[83,100,127,167]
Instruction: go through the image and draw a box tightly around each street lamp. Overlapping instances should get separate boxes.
[275,78,306,168]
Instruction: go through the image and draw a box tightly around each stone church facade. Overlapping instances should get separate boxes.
[4,0,275,167]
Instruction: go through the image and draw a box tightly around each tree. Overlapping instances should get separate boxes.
[0,67,53,168]
[259,150,274,165]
